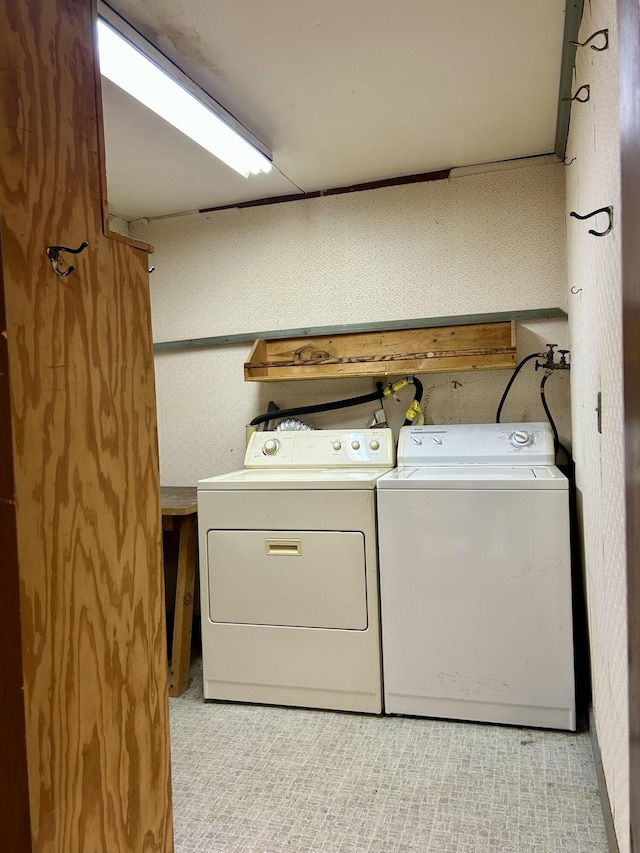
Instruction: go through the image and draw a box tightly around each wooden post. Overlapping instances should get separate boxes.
[170,514,198,697]
[0,1,173,849]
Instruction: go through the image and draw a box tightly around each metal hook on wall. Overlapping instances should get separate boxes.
[562,156,577,166]
[562,84,591,103]
[569,206,613,236]
[570,28,609,51]
[46,241,89,277]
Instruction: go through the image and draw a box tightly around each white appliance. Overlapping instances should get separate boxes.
[376,422,576,730]
[197,428,395,713]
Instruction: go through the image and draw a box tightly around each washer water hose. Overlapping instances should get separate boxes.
[250,383,386,429]
[495,352,541,424]
[539,373,559,447]
[250,375,424,430]
[383,376,424,426]
[496,346,571,464]
[539,373,571,463]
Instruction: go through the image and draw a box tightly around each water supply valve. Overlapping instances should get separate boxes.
[535,344,570,372]
[535,344,557,372]
[557,350,571,369]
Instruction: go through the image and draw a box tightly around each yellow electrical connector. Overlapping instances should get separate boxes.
[404,399,423,422]
[383,378,409,396]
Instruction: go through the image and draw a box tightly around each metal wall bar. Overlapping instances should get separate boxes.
[555,0,586,158]
[153,308,568,354]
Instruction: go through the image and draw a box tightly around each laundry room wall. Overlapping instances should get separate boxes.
[130,158,569,487]
[564,0,628,850]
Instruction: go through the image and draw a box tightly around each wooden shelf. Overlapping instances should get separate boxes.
[244,321,517,381]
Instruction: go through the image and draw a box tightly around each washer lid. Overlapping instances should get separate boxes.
[198,467,393,490]
[376,465,568,490]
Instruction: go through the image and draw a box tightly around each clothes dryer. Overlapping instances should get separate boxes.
[376,422,575,730]
[197,428,395,713]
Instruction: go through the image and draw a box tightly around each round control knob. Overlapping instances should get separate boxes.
[511,430,532,447]
[369,440,380,451]
[432,436,443,446]
[412,436,423,445]
[263,439,279,455]
[351,440,361,450]
[332,440,342,451]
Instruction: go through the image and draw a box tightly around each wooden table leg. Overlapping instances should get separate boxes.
[169,513,197,697]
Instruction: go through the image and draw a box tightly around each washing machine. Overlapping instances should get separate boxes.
[376,422,575,730]
[197,428,395,714]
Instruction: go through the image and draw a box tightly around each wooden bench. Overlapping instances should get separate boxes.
[161,486,198,697]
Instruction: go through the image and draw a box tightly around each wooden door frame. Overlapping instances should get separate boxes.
[0,221,32,849]
[618,0,640,849]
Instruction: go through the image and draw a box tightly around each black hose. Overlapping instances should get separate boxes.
[411,376,423,404]
[540,374,571,464]
[403,376,424,426]
[540,374,559,445]
[249,382,386,428]
[496,353,540,423]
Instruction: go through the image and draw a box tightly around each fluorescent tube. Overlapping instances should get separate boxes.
[97,19,272,178]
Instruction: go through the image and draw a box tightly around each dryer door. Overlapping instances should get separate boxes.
[207,529,367,629]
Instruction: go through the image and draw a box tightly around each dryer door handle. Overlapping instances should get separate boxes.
[265,539,302,556]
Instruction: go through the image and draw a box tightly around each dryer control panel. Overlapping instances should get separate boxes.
[245,428,396,468]
[398,422,555,467]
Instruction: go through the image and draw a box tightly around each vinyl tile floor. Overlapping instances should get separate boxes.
[169,658,607,853]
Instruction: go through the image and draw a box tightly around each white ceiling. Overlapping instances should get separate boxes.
[100,1,567,222]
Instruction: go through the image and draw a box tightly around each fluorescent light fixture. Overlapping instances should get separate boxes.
[96,18,272,178]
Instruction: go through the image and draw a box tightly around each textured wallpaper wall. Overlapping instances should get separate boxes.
[142,163,566,343]
[131,160,569,487]
[565,1,629,849]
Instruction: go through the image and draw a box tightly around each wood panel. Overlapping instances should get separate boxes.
[244,321,516,381]
[0,1,173,850]
[618,0,640,848]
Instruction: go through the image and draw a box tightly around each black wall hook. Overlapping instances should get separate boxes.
[570,29,609,51]
[569,206,613,236]
[562,84,590,103]
[46,241,89,277]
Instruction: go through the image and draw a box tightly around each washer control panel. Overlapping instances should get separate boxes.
[398,422,555,466]
[245,428,396,468]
